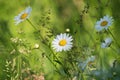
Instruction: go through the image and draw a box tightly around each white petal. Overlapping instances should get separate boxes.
[101,43,107,48]
[95,25,103,31]
[105,38,112,44]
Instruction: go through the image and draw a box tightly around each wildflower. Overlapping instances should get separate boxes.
[95,15,113,32]
[18,47,31,54]
[10,37,19,43]
[78,56,95,70]
[52,33,73,52]
[19,47,26,54]
[66,28,70,32]
[34,44,39,49]
[14,6,32,25]
[101,38,112,48]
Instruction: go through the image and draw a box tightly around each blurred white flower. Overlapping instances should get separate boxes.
[95,15,113,32]
[87,56,95,62]
[52,33,73,52]
[18,47,31,54]
[10,37,19,43]
[19,47,26,54]
[66,28,70,32]
[101,38,112,48]
[78,56,95,70]
[14,6,32,25]
[34,44,39,49]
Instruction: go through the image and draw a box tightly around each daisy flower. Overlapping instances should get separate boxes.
[101,37,112,48]
[52,33,73,52]
[14,6,32,25]
[95,15,113,32]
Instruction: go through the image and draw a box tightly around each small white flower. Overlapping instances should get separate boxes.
[52,33,73,52]
[10,37,19,43]
[79,61,88,70]
[34,44,39,49]
[95,15,113,32]
[19,48,26,54]
[78,56,95,70]
[87,56,96,62]
[101,38,112,48]
[66,28,70,32]
[14,6,32,25]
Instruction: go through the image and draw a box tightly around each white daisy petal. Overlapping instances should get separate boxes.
[25,6,32,13]
[105,38,112,44]
[95,25,103,31]
[101,37,112,48]
[87,56,96,62]
[52,33,73,52]
[101,43,107,48]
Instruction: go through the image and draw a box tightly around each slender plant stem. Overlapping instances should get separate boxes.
[107,29,120,47]
[27,19,47,41]
[45,55,60,72]
[81,72,85,80]
[27,19,37,30]
[17,55,22,79]
[38,46,60,72]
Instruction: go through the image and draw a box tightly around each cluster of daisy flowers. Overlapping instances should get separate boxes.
[14,6,114,51]
[95,15,114,48]
[51,15,114,52]
[14,6,73,52]
[13,6,119,80]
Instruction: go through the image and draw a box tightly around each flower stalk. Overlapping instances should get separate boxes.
[107,29,120,47]
[27,19,38,30]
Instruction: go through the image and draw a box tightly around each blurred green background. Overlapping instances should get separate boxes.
[0,0,120,80]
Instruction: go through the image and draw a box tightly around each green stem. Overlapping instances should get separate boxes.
[39,47,60,72]
[27,19,46,41]
[27,19,37,30]
[17,55,22,79]
[45,55,60,72]
[81,72,85,80]
[107,29,120,47]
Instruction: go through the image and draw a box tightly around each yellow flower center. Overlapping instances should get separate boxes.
[59,39,67,46]
[100,21,108,26]
[21,13,28,19]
